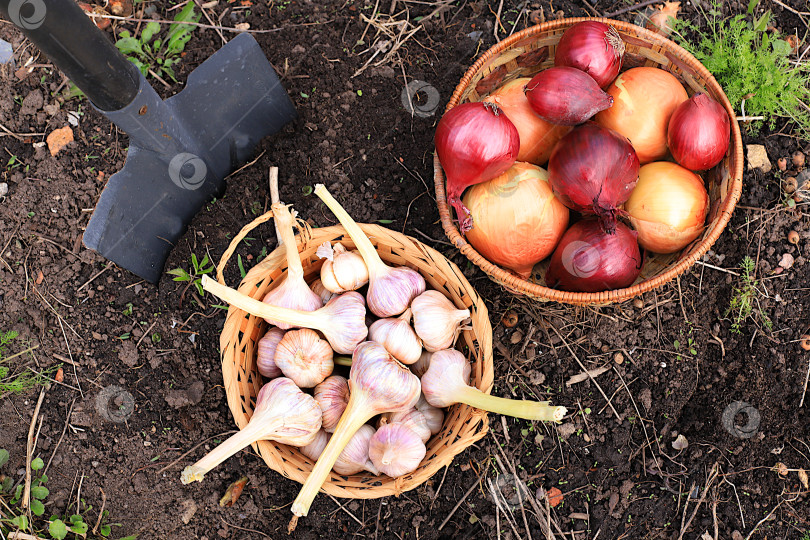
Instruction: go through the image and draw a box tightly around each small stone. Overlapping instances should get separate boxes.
[746,144,771,172]
[46,126,74,157]
[731,531,744,540]
[557,423,576,439]
[0,39,12,65]
[632,297,644,309]
[613,352,624,364]
[0,183,7,197]
[778,253,795,270]
[180,499,197,524]
[291,44,306,54]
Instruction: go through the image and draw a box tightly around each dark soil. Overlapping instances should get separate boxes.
[1,1,809,539]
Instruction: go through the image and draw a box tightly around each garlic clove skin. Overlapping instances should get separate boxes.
[274,329,334,388]
[368,423,426,477]
[368,309,423,365]
[379,408,431,443]
[181,378,321,484]
[411,290,471,352]
[415,394,444,435]
[367,266,426,318]
[319,243,369,293]
[332,424,380,476]
[410,351,432,378]
[257,327,285,378]
[314,375,350,433]
[311,279,339,305]
[300,429,330,461]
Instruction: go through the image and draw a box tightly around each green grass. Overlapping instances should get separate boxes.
[673,2,810,135]
[0,331,55,397]
[725,256,772,333]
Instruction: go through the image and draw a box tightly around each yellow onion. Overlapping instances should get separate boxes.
[625,162,709,253]
[463,162,569,278]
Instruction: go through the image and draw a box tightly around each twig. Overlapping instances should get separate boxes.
[225,150,266,180]
[136,320,158,350]
[1,344,39,363]
[548,323,622,421]
[76,264,111,292]
[800,355,810,407]
[192,0,227,44]
[694,260,741,276]
[438,474,482,530]
[219,517,272,539]
[493,0,505,41]
[91,488,106,535]
[604,0,660,17]
[8,533,49,540]
[44,398,77,476]
[22,388,46,510]
[327,494,365,527]
[678,463,719,540]
[86,12,333,33]
[430,465,450,510]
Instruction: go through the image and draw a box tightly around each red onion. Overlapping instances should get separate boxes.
[667,93,731,171]
[554,21,625,88]
[547,123,639,233]
[545,219,642,292]
[435,102,519,232]
[524,67,613,126]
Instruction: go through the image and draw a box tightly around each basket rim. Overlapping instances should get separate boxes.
[433,17,745,305]
[218,220,494,499]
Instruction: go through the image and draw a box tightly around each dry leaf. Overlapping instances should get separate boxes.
[672,434,689,450]
[78,2,111,30]
[799,468,809,489]
[35,270,43,285]
[108,0,133,16]
[54,367,64,383]
[773,462,789,477]
[565,365,611,386]
[47,126,74,157]
[219,476,249,507]
[646,2,680,37]
[547,486,564,507]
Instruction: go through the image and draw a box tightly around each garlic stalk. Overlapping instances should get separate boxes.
[379,408,431,443]
[333,424,380,476]
[300,430,330,461]
[262,203,323,329]
[368,423,426,477]
[289,341,421,529]
[311,279,339,304]
[410,351,432,378]
[314,184,426,317]
[411,290,471,352]
[314,375,350,433]
[421,350,567,422]
[202,276,368,354]
[181,378,322,484]
[368,308,423,365]
[257,327,285,378]
[415,394,444,435]
[317,242,369,293]
[274,329,334,388]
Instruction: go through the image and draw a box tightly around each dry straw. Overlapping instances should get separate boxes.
[215,209,493,498]
[434,18,744,305]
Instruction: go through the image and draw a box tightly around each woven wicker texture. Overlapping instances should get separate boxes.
[216,209,493,499]
[434,18,744,305]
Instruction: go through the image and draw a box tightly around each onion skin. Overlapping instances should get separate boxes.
[435,102,520,232]
[625,162,709,253]
[554,21,625,88]
[667,93,730,171]
[547,123,639,233]
[524,67,614,126]
[483,78,572,165]
[595,67,688,164]
[545,219,642,292]
[463,162,569,278]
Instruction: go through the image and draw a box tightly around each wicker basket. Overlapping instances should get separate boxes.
[214,209,493,498]
[434,18,744,305]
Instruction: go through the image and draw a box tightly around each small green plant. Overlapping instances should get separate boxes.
[115,3,200,82]
[0,331,55,397]
[167,252,215,307]
[725,256,772,333]
[673,2,810,135]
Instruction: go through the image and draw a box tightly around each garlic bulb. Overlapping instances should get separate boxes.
[311,279,338,304]
[368,423,426,478]
[379,408,431,443]
[181,378,321,484]
[257,327,285,378]
[333,424,380,476]
[421,349,567,422]
[410,351,432,378]
[411,290,471,352]
[290,341,421,527]
[274,329,334,388]
[368,308,423,365]
[300,430,330,461]
[314,184,426,317]
[262,203,323,329]
[415,394,444,435]
[202,276,368,355]
[317,242,369,293]
[314,375,350,432]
